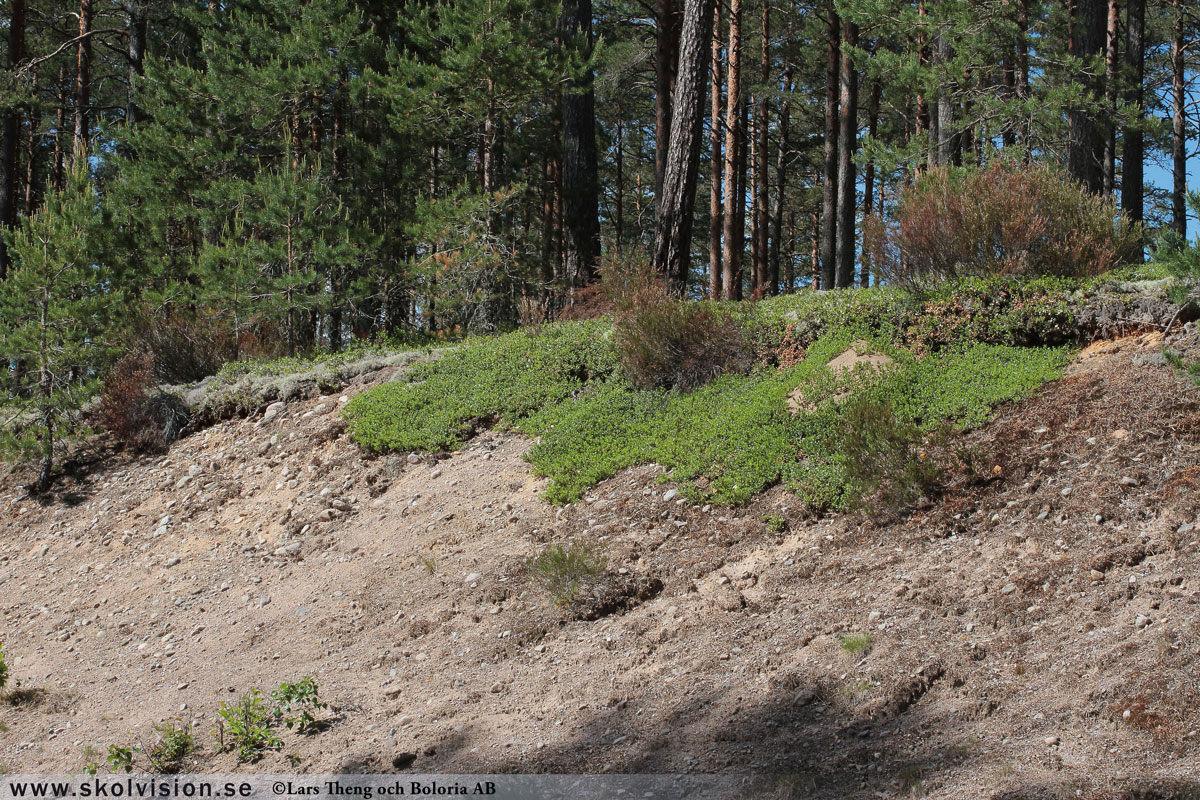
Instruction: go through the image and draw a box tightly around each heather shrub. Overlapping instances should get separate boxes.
[130,308,238,384]
[97,352,190,453]
[605,256,751,391]
[864,162,1137,285]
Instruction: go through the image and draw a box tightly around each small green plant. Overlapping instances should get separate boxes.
[106,744,136,774]
[527,542,607,605]
[215,690,281,762]
[839,632,873,656]
[271,676,327,734]
[82,763,99,776]
[761,513,788,534]
[838,396,946,515]
[144,719,194,773]
[419,555,437,574]
[0,642,8,695]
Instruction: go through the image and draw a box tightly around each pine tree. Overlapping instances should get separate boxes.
[0,156,113,492]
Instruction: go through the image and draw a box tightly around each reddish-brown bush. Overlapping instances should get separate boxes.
[864,162,1138,285]
[604,256,751,391]
[97,352,190,453]
[130,308,240,384]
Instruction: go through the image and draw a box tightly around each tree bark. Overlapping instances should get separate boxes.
[861,78,880,287]
[562,0,600,287]
[819,0,839,291]
[1068,0,1106,193]
[1122,0,1144,245]
[127,3,147,125]
[935,35,954,166]
[770,66,792,295]
[1,0,25,280]
[709,2,723,298]
[754,0,770,295]
[1102,0,1119,196]
[652,0,717,292]
[75,0,94,157]
[1170,0,1187,236]
[655,0,680,198]
[721,0,742,300]
[1015,0,1030,148]
[835,20,858,289]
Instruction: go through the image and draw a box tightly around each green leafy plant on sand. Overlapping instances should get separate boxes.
[527,542,607,605]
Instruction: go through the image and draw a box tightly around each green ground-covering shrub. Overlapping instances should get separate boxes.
[345,311,1071,509]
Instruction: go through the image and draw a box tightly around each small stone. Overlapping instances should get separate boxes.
[1119,476,1138,487]
[490,682,504,694]
[165,557,180,567]
[406,454,422,465]
[1135,614,1151,629]
[1044,736,1060,747]
[1001,582,1017,595]
[662,489,679,503]
[262,401,285,422]
[1060,487,1073,497]
[867,611,882,623]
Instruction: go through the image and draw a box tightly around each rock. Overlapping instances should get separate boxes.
[391,753,417,770]
[329,498,351,512]
[464,572,482,584]
[1135,614,1151,629]
[867,611,882,623]
[1119,476,1138,487]
[1089,569,1105,581]
[1044,736,1060,747]
[406,454,422,465]
[490,682,504,694]
[165,557,180,567]
[317,508,341,522]
[262,402,285,423]
[1001,582,1017,595]
[662,489,679,503]
[1060,487,1073,497]
[313,403,329,414]
[274,542,302,558]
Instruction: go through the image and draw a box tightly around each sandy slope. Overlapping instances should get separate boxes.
[3,331,1200,799]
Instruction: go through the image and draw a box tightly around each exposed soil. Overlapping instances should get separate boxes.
[3,328,1200,799]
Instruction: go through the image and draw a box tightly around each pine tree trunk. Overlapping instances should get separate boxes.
[615,117,625,248]
[734,97,748,298]
[1102,0,1118,196]
[861,78,880,287]
[1170,0,1186,236]
[835,20,858,289]
[1122,0,1144,245]
[936,36,954,166]
[75,0,93,157]
[770,67,792,296]
[562,0,600,287]
[1069,0,1106,193]
[127,3,147,125]
[709,1,722,299]
[819,0,839,291]
[0,0,25,280]
[721,0,742,300]
[651,0,716,293]
[53,65,65,191]
[1016,0,1030,148]
[655,0,679,198]
[754,0,770,295]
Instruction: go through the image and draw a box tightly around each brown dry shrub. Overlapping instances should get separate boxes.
[97,352,190,453]
[603,255,751,391]
[129,308,239,384]
[863,162,1138,285]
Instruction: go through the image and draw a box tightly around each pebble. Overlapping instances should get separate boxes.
[407,454,422,465]
[662,489,679,503]
[1044,736,1060,746]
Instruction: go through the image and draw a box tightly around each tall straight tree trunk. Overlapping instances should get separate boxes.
[733,97,748,298]
[1016,0,1030,148]
[53,65,65,191]
[1069,0,1106,193]
[770,66,792,295]
[1122,0,1144,250]
[655,0,680,198]
[935,36,954,166]
[562,0,600,287]
[721,0,743,300]
[709,1,723,298]
[652,0,717,292]
[615,117,625,247]
[1102,0,1119,196]
[0,0,25,280]
[811,208,820,289]
[75,0,93,157]
[861,78,880,287]
[1170,0,1187,236]
[127,3,147,125]
[820,0,839,290]
[753,0,769,295]
[1001,45,1016,148]
[542,156,557,285]
[835,20,858,288]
